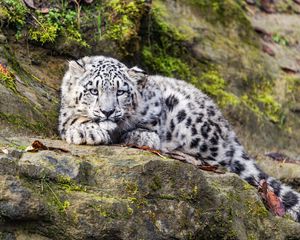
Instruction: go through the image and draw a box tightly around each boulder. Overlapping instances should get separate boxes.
[0,138,299,240]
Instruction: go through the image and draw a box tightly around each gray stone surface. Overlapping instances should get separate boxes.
[0,137,299,240]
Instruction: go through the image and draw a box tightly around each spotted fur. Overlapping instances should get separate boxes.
[59,56,300,222]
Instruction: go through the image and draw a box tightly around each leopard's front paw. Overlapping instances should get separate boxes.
[122,130,161,150]
[65,123,111,145]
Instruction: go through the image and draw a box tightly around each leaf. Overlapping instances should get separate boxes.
[125,144,166,158]
[26,140,70,153]
[198,164,225,174]
[1,148,9,154]
[265,152,299,164]
[39,8,50,14]
[23,0,37,9]
[124,145,224,174]
[258,180,285,217]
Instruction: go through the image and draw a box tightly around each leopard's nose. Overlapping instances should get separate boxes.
[100,109,115,118]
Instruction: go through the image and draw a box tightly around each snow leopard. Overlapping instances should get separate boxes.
[59,55,300,222]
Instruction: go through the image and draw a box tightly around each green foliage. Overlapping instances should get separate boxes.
[142,46,192,80]
[29,17,58,44]
[2,0,28,28]
[104,0,145,44]
[2,1,88,47]
[272,33,289,46]
[241,93,281,123]
[195,71,240,108]
[28,9,88,46]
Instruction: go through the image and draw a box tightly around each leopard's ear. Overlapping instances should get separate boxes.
[68,59,86,76]
[127,66,147,89]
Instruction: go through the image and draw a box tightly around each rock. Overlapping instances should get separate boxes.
[0,137,299,239]
[0,34,7,44]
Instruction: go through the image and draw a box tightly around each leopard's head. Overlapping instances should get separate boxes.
[66,56,147,125]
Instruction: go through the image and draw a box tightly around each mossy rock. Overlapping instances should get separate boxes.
[0,138,299,239]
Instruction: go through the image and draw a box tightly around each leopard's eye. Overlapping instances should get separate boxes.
[90,89,98,95]
[117,90,126,96]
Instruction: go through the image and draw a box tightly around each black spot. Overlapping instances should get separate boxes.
[90,133,95,141]
[190,138,200,148]
[165,95,179,111]
[191,126,197,136]
[211,152,218,158]
[225,147,235,158]
[208,108,215,117]
[210,135,219,145]
[60,128,66,135]
[241,151,250,160]
[200,122,211,139]
[79,132,84,139]
[258,172,268,180]
[231,161,245,175]
[214,124,222,137]
[196,114,204,123]
[186,117,192,128]
[181,134,186,140]
[170,119,175,131]
[63,113,67,117]
[282,191,299,209]
[155,102,159,107]
[219,161,227,166]
[244,176,257,186]
[269,179,281,196]
[234,137,240,144]
[141,106,149,116]
[81,120,90,125]
[151,120,158,126]
[210,147,218,152]
[70,118,78,126]
[297,212,300,223]
[177,110,186,123]
[79,92,83,100]
[166,131,172,141]
[200,144,208,152]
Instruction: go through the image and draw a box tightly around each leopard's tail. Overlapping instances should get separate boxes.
[224,138,300,222]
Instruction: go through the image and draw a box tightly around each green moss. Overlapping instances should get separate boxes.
[0,112,48,133]
[105,0,144,42]
[245,199,269,218]
[28,9,88,47]
[241,90,282,123]
[185,0,253,42]
[142,46,192,80]
[2,0,28,28]
[193,70,240,108]
[149,175,162,191]
[56,175,87,193]
[2,1,88,47]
